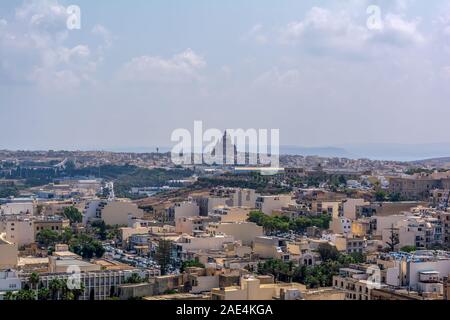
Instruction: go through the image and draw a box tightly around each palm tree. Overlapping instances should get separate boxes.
[29,272,40,300]
[16,289,34,300]
[49,278,64,300]
[38,287,50,300]
[72,282,85,301]
[4,291,15,300]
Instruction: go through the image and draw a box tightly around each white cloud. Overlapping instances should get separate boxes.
[254,68,301,88]
[220,65,232,77]
[0,0,110,91]
[243,24,268,44]
[371,13,425,46]
[15,0,68,30]
[118,48,206,84]
[92,24,113,49]
[279,7,371,57]
[442,66,450,76]
[278,6,424,57]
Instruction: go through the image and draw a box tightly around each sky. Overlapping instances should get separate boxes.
[1,0,450,152]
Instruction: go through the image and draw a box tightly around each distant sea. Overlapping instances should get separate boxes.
[99,143,450,162]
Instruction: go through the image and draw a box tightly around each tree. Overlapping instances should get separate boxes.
[106,224,121,241]
[94,243,106,258]
[400,245,416,253]
[257,259,294,282]
[375,190,387,202]
[29,272,40,300]
[247,211,265,225]
[36,229,60,247]
[72,282,85,300]
[180,260,205,273]
[348,252,366,263]
[49,279,64,300]
[91,220,107,240]
[15,289,35,300]
[63,206,83,224]
[69,234,105,259]
[38,288,50,300]
[155,239,172,275]
[60,227,73,244]
[125,273,144,284]
[386,224,399,252]
[318,243,340,262]
[249,211,331,234]
[389,192,402,202]
[4,291,15,300]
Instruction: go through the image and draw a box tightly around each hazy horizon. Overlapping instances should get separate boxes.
[3,142,450,162]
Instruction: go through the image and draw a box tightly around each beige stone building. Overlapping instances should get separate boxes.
[211,276,305,300]
[207,222,263,246]
[388,171,450,200]
[1,218,34,247]
[253,236,289,261]
[0,233,18,269]
[333,267,373,300]
[255,195,293,216]
[34,216,70,237]
[100,200,144,226]
[209,206,251,222]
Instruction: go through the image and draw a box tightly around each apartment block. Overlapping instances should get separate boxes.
[206,221,263,246]
[253,236,290,261]
[256,195,293,216]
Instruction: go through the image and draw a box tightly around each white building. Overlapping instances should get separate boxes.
[20,269,152,300]
[384,251,450,294]
[0,202,34,216]
[82,200,144,226]
[175,234,235,261]
[0,270,21,299]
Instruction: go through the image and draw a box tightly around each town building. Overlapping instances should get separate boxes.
[211,276,305,300]
[0,233,17,269]
[253,236,290,261]
[256,195,293,216]
[206,222,263,246]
